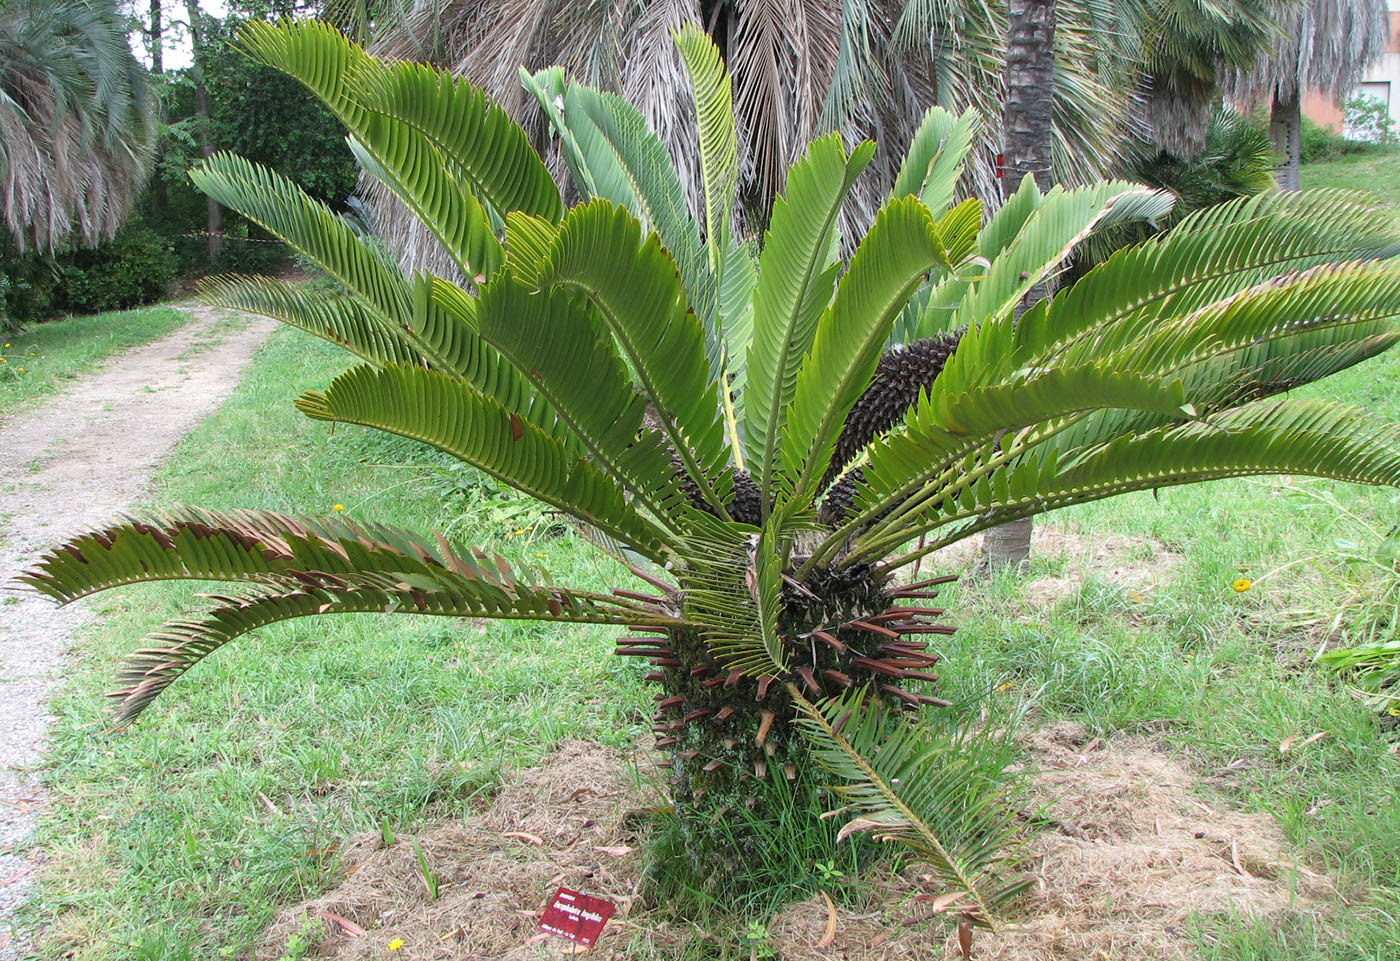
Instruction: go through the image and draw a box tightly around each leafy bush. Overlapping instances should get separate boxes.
[58,227,177,315]
[1,226,176,331]
[1345,94,1398,146]
[1301,116,1357,163]
[27,21,1400,938]
[0,247,60,335]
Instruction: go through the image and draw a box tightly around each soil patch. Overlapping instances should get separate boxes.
[265,725,1331,960]
[935,525,1184,610]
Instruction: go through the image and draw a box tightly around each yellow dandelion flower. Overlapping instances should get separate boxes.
[995,682,1013,692]
[333,504,346,512]
[513,528,527,536]
[536,552,548,558]
[388,939,405,951]
[1,358,7,363]
[1232,578,1252,593]
[16,367,23,373]
[1388,704,1400,717]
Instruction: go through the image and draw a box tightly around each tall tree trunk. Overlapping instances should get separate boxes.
[147,0,167,227]
[148,0,162,73]
[185,0,221,262]
[1271,87,1302,192]
[978,0,1057,576]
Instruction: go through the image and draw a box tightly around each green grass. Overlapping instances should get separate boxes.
[1300,144,1400,221]
[20,323,1400,959]
[0,306,191,415]
[22,328,658,960]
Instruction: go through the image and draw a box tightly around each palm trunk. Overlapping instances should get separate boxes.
[1271,88,1302,192]
[979,0,1056,575]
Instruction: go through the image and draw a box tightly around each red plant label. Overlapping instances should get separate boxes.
[537,887,616,947]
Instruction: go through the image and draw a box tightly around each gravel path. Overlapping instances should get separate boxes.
[0,307,275,958]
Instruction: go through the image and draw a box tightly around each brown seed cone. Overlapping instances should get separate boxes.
[818,330,963,525]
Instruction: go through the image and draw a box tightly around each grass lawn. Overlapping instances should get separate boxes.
[19,315,1400,960]
[0,306,192,416]
[1300,144,1400,219]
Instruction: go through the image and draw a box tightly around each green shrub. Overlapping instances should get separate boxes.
[1301,116,1357,163]
[0,247,60,335]
[1,226,177,332]
[58,226,177,315]
[1344,94,1398,146]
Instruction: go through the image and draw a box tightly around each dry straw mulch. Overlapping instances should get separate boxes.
[262,726,1334,960]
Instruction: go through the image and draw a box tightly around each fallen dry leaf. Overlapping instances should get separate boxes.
[593,845,633,858]
[913,889,971,913]
[315,910,365,938]
[1230,840,1251,878]
[504,831,544,846]
[817,891,838,949]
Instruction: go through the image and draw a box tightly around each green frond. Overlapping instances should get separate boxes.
[1048,324,1400,455]
[807,365,1198,569]
[874,398,1400,570]
[502,211,561,283]
[937,197,984,267]
[199,274,424,369]
[474,276,690,529]
[783,197,950,504]
[1041,192,1400,372]
[975,172,1043,263]
[189,153,410,327]
[521,66,717,359]
[295,364,670,559]
[356,58,562,223]
[238,19,502,280]
[407,276,576,448]
[675,507,814,678]
[347,134,502,283]
[540,200,728,496]
[791,687,1026,929]
[718,236,760,461]
[892,106,979,219]
[928,194,1400,429]
[745,134,876,506]
[950,181,1166,331]
[675,22,739,262]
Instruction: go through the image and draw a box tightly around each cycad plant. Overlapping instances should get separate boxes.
[24,21,1400,927]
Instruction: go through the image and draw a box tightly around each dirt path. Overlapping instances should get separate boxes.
[0,306,276,958]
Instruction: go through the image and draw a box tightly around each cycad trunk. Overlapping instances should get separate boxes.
[1271,88,1302,192]
[636,564,950,884]
[980,0,1056,574]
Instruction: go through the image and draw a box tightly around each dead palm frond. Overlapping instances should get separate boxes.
[0,0,156,252]
[365,0,1146,278]
[1226,0,1390,108]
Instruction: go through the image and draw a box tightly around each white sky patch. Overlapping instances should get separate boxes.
[127,0,230,72]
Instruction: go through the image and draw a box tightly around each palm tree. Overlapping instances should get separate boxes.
[0,0,156,251]
[366,0,1146,278]
[1136,0,1282,157]
[1228,0,1390,190]
[26,21,1400,925]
